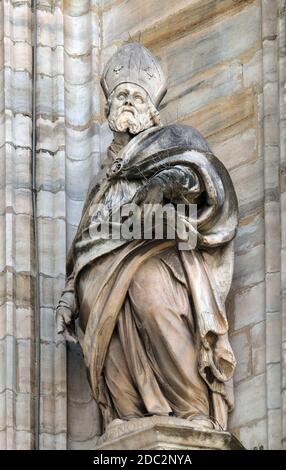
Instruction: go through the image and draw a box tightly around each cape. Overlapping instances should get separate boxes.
[65,123,239,428]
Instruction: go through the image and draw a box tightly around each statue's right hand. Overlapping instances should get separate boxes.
[56,306,78,344]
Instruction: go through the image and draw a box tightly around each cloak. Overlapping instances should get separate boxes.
[62,123,239,428]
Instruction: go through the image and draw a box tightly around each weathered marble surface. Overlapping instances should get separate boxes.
[95,416,244,450]
[36,0,67,450]
[63,0,102,451]
[0,0,34,450]
[0,0,285,451]
[73,0,285,451]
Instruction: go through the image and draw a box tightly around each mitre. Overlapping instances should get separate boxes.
[101,43,167,106]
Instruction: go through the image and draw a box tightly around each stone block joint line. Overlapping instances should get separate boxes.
[31,0,41,451]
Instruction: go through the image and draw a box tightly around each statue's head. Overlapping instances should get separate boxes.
[106,82,161,134]
[101,43,167,135]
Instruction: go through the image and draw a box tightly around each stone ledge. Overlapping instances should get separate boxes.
[95,416,244,450]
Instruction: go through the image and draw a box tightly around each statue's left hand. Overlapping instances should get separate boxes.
[56,306,78,344]
[132,178,164,205]
[132,167,200,206]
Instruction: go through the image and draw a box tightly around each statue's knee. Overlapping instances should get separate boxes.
[131,257,161,288]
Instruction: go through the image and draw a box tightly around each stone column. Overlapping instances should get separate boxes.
[262,0,284,450]
[64,0,101,449]
[277,0,286,450]
[35,0,67,449]
[0,0,35,449]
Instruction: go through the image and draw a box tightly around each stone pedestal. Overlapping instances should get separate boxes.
[95,416,244,450]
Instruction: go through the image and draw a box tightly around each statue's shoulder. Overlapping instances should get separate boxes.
[142,123,212,154]
[119,123,215,173]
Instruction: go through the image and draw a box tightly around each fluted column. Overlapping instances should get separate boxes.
[0,0,35,449]
[35,0,67,449]
[262,0,284,450]
[63,0,101,450]
[278,0,286,450]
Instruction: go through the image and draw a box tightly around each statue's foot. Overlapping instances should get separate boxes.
[105,419,125,431]
[187,417,218,431]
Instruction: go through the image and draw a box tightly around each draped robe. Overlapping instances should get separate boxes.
[58,123,239,432]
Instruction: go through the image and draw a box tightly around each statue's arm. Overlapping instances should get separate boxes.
[153,165,200,200]
[56,179,102,343]
[133,165,201,205]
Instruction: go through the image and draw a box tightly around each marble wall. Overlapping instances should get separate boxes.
[36,0,66,449]
[0,0,285,449]
[63,0,102,450]
[97,0,286,449]
[0,0,35,449]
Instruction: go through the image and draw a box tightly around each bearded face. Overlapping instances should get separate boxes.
[107,83,158,135]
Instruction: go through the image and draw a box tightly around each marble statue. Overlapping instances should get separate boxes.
[56,43,238,434]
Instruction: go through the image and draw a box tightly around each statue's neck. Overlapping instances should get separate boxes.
[107,132,133,160]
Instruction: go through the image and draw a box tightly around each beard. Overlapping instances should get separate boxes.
[108,107,153,135]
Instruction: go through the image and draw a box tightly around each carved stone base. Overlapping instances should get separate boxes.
[95,416,244,450]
